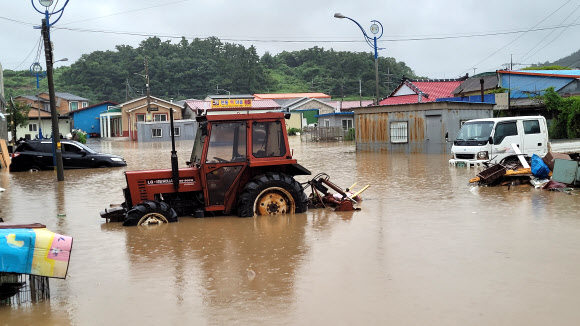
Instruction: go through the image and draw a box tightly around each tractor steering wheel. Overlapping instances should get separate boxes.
[213,157,228,163]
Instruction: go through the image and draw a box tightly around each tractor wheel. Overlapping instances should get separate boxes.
[237,173,307,217]
[122,200,178,226]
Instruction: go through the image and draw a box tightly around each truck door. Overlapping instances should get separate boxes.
[201,121,247,209]
[521,118,547,157]
[492,121,522,158]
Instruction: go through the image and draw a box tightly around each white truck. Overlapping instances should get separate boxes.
[449,116,580,167]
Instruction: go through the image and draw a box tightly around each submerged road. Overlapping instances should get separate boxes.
[1,137,580,325]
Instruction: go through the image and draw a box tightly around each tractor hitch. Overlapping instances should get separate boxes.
[306,173,369,212]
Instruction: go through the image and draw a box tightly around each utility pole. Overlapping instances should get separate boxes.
[145,58,151,116]
[41,18,64,181]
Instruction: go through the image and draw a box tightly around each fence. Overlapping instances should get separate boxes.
[0,273,50,306]
[299,127,355,142]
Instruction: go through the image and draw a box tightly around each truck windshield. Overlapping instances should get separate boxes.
[456,121,494,142]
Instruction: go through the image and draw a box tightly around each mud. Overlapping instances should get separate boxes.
[1,137,580,325]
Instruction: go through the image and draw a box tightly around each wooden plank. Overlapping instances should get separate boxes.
[0,139,10,169]
[511,143,530,169]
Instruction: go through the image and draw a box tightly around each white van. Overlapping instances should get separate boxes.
[449,116,548,167]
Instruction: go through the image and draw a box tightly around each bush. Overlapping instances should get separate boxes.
[345,128,355,141]
[288,127,301,136]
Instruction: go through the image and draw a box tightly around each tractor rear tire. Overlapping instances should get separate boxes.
[122,200,178,226]
[237,172,307,217]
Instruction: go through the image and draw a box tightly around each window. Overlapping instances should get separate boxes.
[136,114,145,122]
[523,120,541,134]
[154,114,167,122]
[69,101,78,111]
[342,119,353,131]
[152,128,162,138]
[82,102,88,108]
[324,119,330,127]
[390,122,408,143]
[252,121,286,158]
[170,127,181,137]
[493,122,518,144]
[63,143,83,154]
[29,124,38,132]
[206,122,247,163]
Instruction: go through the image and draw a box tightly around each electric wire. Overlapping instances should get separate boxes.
[12,36,43,71]
[456,0,574,77]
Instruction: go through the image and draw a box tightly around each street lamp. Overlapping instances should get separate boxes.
[31,0,71,182]
[30,58,67,140]
[334,13,384,105]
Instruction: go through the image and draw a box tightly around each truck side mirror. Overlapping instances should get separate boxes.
[488,136,493,145]
[445,132,449,142]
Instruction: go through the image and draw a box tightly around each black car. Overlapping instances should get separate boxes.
[10,139,127,172]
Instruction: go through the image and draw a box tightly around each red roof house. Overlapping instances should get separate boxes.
[379,77,468,106]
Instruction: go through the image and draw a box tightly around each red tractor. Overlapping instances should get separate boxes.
[101,111,312,226]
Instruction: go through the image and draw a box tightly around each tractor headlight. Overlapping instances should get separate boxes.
[477,151,489,160]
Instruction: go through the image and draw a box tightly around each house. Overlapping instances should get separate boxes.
[101,96,183,140]
[379,77,468,106]
[354,100,494,153]
[286,98,336,129]
[14,95,50,112]
[313,100,374,130]
[498,69,580,114]
[39,92,89,115]
[136,120,197,142]
[68,101,117,137]
[17,107,70,140]
[452,73,499,97]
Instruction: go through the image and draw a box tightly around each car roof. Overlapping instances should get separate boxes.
[465,116,546,123]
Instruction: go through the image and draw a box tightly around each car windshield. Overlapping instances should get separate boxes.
[73,142,97,154]
[456,121,494,141]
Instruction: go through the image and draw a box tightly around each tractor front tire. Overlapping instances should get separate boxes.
[237,173,307,217]
[123,200,178,226]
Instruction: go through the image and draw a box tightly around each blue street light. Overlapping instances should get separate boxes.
[334,13,384,105]
[30,62,46,139]
[31,0,71,182]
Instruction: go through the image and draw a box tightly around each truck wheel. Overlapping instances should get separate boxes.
[122,200,178,226]
[237,173,307,217]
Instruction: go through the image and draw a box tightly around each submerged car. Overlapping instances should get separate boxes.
[10,139,127,172]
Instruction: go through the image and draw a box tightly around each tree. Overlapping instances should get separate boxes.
[543,87,580,139]
[7,96,30,141]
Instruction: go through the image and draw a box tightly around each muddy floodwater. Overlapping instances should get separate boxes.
[2,137,580,325]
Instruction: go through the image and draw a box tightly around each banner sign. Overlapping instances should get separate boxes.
[211,99,252,108]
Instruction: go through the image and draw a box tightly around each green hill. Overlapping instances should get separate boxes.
[3,37,419,104]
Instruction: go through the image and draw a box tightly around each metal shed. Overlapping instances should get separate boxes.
[354,101,494,153]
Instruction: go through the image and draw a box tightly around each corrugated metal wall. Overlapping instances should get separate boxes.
[355,102,493,153]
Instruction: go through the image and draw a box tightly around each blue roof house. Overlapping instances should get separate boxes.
[498,70,580,99]
[69,101,117,137]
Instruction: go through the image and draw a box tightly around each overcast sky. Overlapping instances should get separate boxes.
[1,0,580,80]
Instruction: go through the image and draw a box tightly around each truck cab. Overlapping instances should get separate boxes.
[449,116,548,167]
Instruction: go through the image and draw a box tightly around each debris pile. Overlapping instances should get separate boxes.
[469,152,579,193]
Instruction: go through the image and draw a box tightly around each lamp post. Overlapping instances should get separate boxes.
[30,58,67,140]
[334,13,384,105]
[31,0,70,182]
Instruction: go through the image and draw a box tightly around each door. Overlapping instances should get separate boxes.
[521,119,547,157]
[492,121,522,157]
[201,122,247,209]
[426,115,443,153]
[62,143,86,168]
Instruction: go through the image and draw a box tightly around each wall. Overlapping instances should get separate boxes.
[71,104,110,135]
[286,112,302,130]
[136,120,197,142]
[355,102,493,153]
[16,118,70,140]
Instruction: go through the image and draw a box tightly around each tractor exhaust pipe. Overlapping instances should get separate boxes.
[169,108,179,192]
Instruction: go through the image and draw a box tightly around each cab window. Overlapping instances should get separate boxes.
[252,121,286,158]
[523,120,541,134]
[493,122,518,144]
[205,122,247,163]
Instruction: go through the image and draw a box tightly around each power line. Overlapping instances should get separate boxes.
[13,36,43,71]
[457,0,574,76]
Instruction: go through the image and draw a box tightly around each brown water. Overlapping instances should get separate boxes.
[1,137,580,325]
